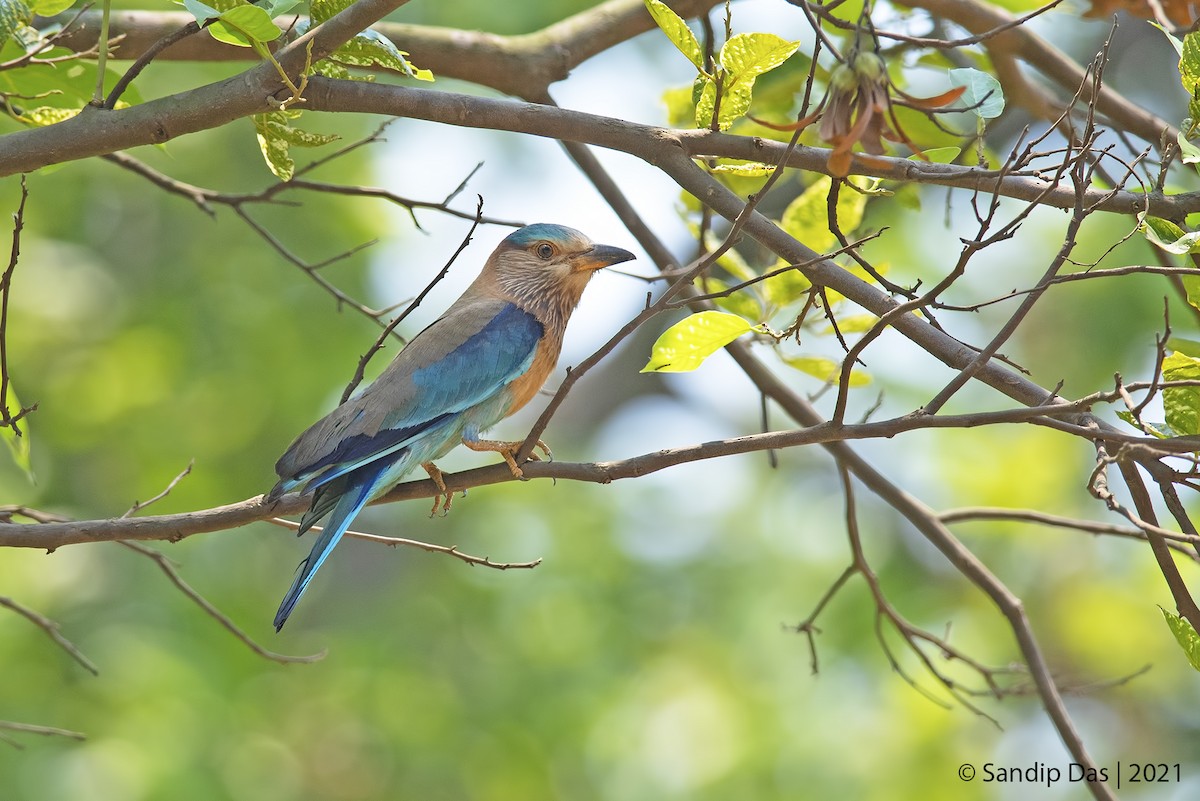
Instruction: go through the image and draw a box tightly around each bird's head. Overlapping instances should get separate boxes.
[482,224,635,315]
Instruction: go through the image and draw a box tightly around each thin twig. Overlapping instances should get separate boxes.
[123,460,194,518]
[118,540,326,663]
[267,517,541,570]
[0,720,87,746]
[0,596,98,675]
[0,176,34,433]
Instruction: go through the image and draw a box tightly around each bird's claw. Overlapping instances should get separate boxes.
[463,436,552,480]
[421,462,454,517]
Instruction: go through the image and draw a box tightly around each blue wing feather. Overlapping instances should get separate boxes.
[405,304,542,423]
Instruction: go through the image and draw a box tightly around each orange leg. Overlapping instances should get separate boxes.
[462,437,551,479]
[421,462,453,516]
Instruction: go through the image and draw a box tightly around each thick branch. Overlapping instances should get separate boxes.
[44,0,723,100]
[0,0,413,175]
[5,76,1194,221]
[0,404,1147,551]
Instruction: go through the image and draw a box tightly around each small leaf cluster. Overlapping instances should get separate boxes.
[0,0,138,126]
[181,0,433,180]
[643,175,875,388]
[644,0,798,131]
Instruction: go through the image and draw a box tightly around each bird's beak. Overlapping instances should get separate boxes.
[573,243,636,272]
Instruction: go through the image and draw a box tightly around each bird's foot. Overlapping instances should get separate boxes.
[421,462,453,516]
[463,437,551,479]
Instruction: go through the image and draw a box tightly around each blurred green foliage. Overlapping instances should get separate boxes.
[2,3,1200,801]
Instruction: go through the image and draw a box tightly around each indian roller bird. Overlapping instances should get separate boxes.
[267,223,635,630]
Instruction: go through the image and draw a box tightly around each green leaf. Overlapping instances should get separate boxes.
[910,146,960,164]
[1168,336,1200,358]
[782,355,870,387]
[0,58,141,124]
[1162,351,1200,436]
[1160,607,1200,672]
[1140,214,1200,254]
[709,240,755,281]
[329,28,432,80]
[641,311,756,373]
[701,278,764,322]
[266,0,301,15]
[182,0,221,24]
[29,0,73,15]
[299,0,431,81]
[644,0,704,71]
[711,32,799,129]
[1114,410,1172,438]
[779,175,867,253]
[1183,274,1200,312]
[948,68,1004,119]
[0,0,32,49]
[253,111,341,181]
[661,84,694,128]
[208,4,281,48]
[1179,131,1200,164]
[1,384,34,482]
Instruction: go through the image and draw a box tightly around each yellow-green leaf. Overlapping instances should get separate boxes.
[823,313,877,335]
[701,278,764,322]
[763,266,812,310]
[706,161,776,177]
[662,85,694,128]
[644,0,704,71]
[18,106,78,126]
[779,176,867,253]
[1161,607,1200,672]
[1163,351,1200,436]
[715,33,799,128]
[641,311,756,373]
[705,238,754,281]
[782,354,871,387]
[694,76,717,128]
[909,146,961,164]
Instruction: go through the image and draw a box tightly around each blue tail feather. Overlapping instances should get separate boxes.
[273,462,389,631]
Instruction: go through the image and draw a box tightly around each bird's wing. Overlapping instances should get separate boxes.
[272,299,543,494]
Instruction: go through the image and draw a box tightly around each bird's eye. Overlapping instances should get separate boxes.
[536,243,554,260]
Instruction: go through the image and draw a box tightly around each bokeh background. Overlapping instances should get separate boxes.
[2,1,1199,799]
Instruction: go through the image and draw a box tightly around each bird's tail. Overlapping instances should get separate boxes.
[273,463,387,632]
